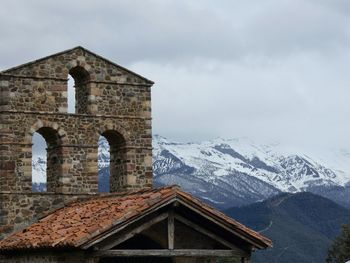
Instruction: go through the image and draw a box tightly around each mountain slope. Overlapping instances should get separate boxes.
[153,136,281,208]
[224,192,350,263]
[152,135,350,208]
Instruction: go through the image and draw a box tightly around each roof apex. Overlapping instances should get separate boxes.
[1,46,154,85]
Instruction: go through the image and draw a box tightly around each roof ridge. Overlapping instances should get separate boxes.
[46,185,178,209]
[0,46,82,74]
[0,46,154,84]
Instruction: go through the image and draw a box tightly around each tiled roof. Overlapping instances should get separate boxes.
[0,186,272,251]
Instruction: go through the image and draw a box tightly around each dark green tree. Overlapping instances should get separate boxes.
[326,224,350,263]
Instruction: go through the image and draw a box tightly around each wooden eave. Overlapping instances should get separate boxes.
[175,193,272,249]
[81,195,269,252]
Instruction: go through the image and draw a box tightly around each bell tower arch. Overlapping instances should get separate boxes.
[0,46,154,239]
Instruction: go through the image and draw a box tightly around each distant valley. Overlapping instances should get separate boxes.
[224,192,350,263]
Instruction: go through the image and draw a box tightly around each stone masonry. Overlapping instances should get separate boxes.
[0,47,154,239]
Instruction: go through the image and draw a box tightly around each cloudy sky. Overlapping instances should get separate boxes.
[1,0,350,149]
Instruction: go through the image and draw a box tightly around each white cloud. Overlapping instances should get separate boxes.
[1,0,350,148]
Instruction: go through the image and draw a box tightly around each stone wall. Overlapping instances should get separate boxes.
[0,112,152,193]
[0,253,218,263]
[0,251,98,263]
[0,47,152,115]
[0,47,154,240]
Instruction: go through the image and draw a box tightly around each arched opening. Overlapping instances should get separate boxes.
[67,75,75,113]
[98,135,110,192]
[31,127,63,192]
[32,132,47,192]
[68,66,90,114]
[98,130,127,193]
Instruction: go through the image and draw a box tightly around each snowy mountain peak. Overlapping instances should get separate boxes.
[153,134,186,146]
[32,157,47,183]
[152,136,350,193]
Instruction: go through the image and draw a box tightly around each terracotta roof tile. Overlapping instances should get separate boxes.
[0,186,272,251]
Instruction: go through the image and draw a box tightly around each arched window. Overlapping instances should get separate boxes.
[98,135,110,192]
[68,66,90,114]
[32,132,47,192]
[67,75,75,113]
[98,131,127,193]
[31,127,62,192]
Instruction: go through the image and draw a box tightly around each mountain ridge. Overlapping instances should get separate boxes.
[224,191,350,263]
[32,135,350,208]
[152,135,350,208]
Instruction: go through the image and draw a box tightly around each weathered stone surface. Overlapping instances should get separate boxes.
[0,46,154,240]
[0,251,97,263]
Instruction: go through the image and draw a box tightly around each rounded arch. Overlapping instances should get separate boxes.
[29,121,65,193]
[68,65,91,114]
[100,130,126,148]
[98,129,127,193]
[26,120,68,145]
[96,122,130,143]
[66,59,93,77]
[35,127,62,148]
[69,66,90,85]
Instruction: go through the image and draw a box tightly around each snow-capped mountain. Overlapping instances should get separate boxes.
[152,135,350,208]
[32,135,350,209]
[31,157,47,183]
[154,135,350,189]
[98,136,110,169]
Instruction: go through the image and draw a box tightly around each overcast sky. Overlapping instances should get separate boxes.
[2,0,350,150]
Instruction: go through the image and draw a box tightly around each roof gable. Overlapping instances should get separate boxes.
[0,186,271,251]
[1,46,153,85]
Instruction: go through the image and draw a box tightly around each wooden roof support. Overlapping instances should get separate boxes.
[241,255,252,263]
[177,198,265,249]
[94,212,168,250]
[174,214,247,256]
[81,197,176,249]
[94,249,239,257]
[91,209,248,256]
[168,210,174,249]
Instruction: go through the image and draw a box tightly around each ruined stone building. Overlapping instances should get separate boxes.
[0,47,271,262]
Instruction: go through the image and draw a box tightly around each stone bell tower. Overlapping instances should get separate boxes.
[0,47,154,239]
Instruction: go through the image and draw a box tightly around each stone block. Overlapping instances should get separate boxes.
[0,81,9,87]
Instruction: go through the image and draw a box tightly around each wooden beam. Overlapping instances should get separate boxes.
[241,255,252,263]
[168,210,175,249]
[95,212,168,250]
[94,249,238,257]
[82,197,176,249]
[176,199,264,249]
[174,214,245,256]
